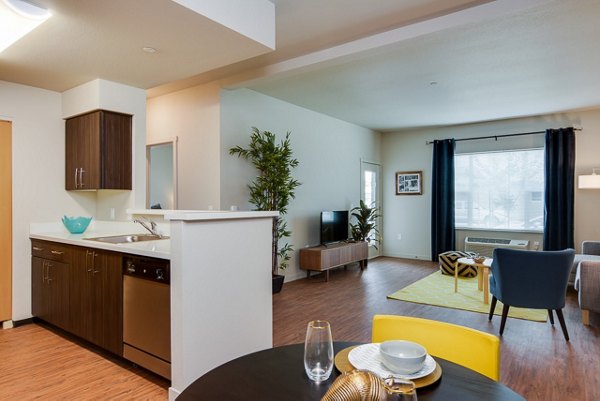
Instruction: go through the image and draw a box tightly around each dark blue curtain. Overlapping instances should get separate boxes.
[431,139,456,261]
[543,128,575,250]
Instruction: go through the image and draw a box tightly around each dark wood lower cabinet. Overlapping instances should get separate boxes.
[31,240,71,331]
[70,247,123,355]
[31,256,70,331]
[32,240,123,356]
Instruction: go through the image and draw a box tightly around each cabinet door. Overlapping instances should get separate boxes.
[46,259,70,330]
[70,247,99,343]
[100,111,132,190]
[31,256,46,319]
[65,111,100,190]
[32,256,70,330]
[96,249,123,355]
[70,246,123,355]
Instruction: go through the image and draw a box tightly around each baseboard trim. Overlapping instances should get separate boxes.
[12,318,35,327]
[168,386,181,401]
[382,252,433,261]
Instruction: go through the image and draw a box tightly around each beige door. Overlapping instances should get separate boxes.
[0,120,12,322]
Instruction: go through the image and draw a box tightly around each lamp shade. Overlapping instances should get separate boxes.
[578,170,600,189]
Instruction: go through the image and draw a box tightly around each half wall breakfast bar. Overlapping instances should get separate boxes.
[166,211,277,399]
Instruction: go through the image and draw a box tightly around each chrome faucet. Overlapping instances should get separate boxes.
[133,217,162,237]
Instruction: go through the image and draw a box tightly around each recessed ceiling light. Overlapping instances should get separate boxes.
[0,0,52,53]
[142,46,157,53]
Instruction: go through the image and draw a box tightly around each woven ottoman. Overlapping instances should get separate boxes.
[439,251,478,277]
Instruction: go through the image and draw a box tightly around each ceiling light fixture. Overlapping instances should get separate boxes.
[0,0,51,53]
[142,46,157,53]
[578,168,600,189]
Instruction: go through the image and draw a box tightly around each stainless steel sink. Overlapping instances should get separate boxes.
[85,234,169,244]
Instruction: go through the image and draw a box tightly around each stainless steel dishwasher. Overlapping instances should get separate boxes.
[123,255,171,379]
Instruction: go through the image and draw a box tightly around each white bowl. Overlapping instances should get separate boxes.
[379,340,427,374]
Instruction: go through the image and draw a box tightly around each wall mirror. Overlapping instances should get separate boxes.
[146,137,177,210]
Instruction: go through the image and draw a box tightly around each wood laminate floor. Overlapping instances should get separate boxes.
[274,257,600,401]
[1,257,598,400]
[0,323,169,400]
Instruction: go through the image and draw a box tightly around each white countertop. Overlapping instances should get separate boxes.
[30,220,170,259]
[166,210,278,221]
[29,212,278,259]
[127,208,279,221]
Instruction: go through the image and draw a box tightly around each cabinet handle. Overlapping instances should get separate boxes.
[92,252,99,274]
[46,262,53,283]
[51,250,64,255]
[33,246,43,251]
[79,168,85,188]
[89,252,99,275]
[42,260,47,283]
[86,250,93,272]
[75,168,79,188]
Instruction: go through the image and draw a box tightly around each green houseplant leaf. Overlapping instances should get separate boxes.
[229,127,301,276]
[350,200,380,249]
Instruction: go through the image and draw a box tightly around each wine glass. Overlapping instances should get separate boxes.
[384,377,418,400]
[303,320,334,382]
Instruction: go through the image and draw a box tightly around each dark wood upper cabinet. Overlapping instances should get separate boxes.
[65,110,132,190]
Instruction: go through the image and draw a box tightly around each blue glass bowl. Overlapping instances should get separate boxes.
[62,216,92,234]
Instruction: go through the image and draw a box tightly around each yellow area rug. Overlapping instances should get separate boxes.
[387,271,547,322]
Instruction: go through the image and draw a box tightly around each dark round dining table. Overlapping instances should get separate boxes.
[177,342,525,401]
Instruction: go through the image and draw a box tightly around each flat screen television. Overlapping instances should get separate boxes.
[320,210,349,244]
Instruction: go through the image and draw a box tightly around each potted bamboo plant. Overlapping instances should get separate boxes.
[229,127,301,293]
[350,200,380,266]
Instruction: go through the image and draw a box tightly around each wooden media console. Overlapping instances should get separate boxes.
[299,241,368,281]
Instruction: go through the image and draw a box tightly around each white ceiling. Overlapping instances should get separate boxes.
[0,0,274,91]
[1,0,599,131]
[244,0,600,131]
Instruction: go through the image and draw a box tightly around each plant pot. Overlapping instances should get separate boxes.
[272,274,285,294]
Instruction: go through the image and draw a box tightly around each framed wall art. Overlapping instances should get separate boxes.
[395,171,422,195]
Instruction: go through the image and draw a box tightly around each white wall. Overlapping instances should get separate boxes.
[146,82,221,210]
[220,88,381,281]
[382,109,600,260]
[575,109,600,246]
[0,81,95,320]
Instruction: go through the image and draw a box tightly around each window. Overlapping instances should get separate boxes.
[455,149,544,231]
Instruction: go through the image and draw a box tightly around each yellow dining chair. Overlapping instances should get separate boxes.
[372,315,500,381]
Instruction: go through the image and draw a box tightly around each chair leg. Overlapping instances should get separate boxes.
[548,309,554,325]
[499,304,510,335]
[555,309,570,341]
[488,296,498,321]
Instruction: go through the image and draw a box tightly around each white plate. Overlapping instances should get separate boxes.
[348,343,436,380]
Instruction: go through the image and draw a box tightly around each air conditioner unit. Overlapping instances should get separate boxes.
[464,237,529,258]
